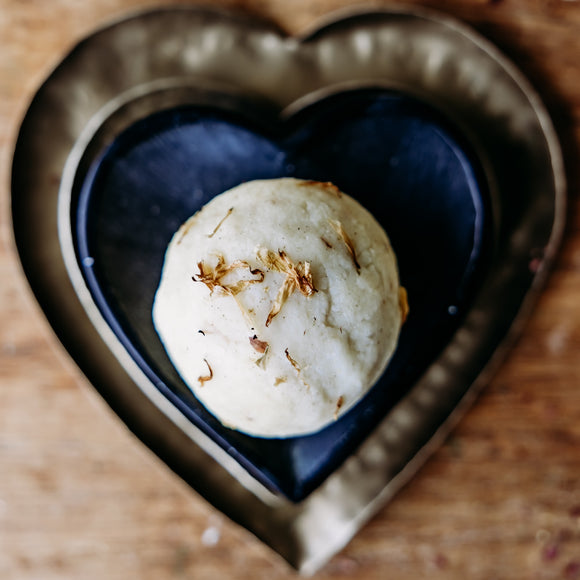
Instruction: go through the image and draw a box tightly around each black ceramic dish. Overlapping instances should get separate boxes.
[75,89,490,500]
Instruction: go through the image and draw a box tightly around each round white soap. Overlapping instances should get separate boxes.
[153,178,406,437]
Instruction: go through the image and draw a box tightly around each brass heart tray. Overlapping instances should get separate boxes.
[11,5,565,573]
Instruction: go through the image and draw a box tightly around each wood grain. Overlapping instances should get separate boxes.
[1,1,579,578]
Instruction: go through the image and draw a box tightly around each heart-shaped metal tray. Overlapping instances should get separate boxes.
[11,5,565,573]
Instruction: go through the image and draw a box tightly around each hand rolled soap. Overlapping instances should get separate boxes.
[153,178,407,438]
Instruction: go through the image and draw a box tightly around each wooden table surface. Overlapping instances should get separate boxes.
[1,1,579,578]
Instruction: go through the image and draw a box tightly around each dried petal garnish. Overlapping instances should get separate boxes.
[284,348,310,389]
[299,180,342,198]
[192,255,264,296]
[207,207,233,238]
[249,335,269,354]
[266,277,293,327]
[285,348,301,372]
[192,256,264,325]
[334,395,344,420]
[399,286,410,324]
[329,219,361,274]
[198,359,213,386]
[255,345,270,368]
[257,248,317,326]
[175,219,196,245]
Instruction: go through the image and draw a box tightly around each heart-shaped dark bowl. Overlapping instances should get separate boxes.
[11,6,565,573]
[74,88,490,501]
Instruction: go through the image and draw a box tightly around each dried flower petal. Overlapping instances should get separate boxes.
[266,277,293,327]
[299,180,342,198]
[207,207,233,238]
[249,335,269,353]
[284,348,310,389]
[257,248,317,326]
[198,359,213,386]
[329,220,361,274]
[255,345,270,368]
[334,395,344,420]
[175,219,196,245]
[285,348,301,372]
[257,249,316,296]
[399,286,410,323]
[192,255,264,296]
[192,256,265,326]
